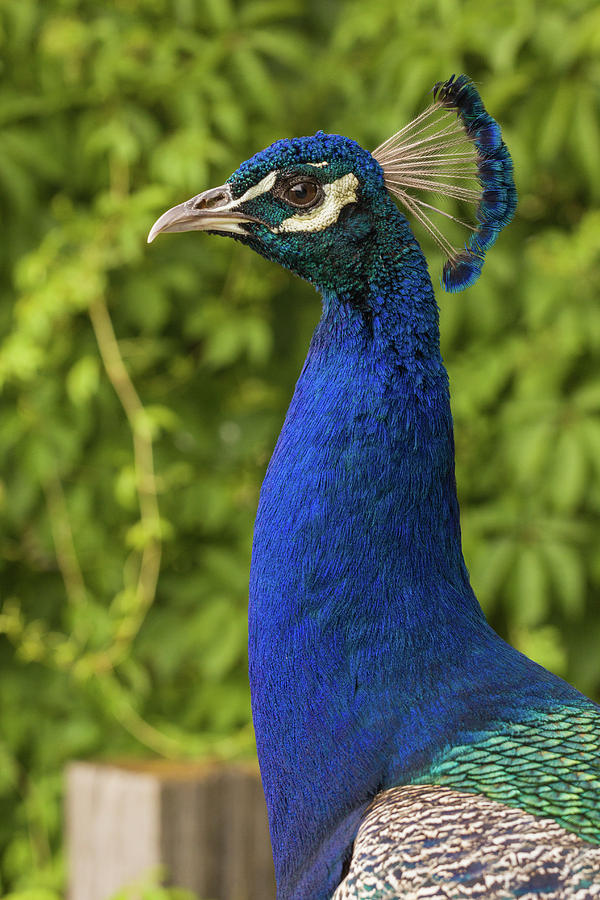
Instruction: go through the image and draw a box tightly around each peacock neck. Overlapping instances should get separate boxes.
[248,224,488,898]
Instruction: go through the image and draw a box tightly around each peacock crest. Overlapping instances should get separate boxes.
[372,74,517,292]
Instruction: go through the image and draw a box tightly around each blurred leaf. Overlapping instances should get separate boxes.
[542,540,585,619]
[509,546,549,627]
[66,355,100,406]
[549,428,587,512]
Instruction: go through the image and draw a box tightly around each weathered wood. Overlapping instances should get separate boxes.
[66,760,275,900]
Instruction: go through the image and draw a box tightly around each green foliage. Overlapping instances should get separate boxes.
[0,0,599,893]
[107,866,202,900]
[2,865,202,900]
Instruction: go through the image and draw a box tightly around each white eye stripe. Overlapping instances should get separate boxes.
[272,173,359,234]
[218,171,279,213]
[237,170,278,204]
[308,161,329,168]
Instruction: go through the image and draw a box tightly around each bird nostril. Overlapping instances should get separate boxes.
[193,191,229,211]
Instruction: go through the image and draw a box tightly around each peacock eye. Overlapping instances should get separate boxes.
[281,180,321,208]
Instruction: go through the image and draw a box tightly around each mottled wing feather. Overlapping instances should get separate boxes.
[333,785,600,900]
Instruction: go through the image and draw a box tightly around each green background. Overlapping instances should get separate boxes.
[1,0,599,896]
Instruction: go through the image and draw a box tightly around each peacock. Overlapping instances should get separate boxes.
[149,76,600,899]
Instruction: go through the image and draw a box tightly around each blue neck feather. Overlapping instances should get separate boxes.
[248,204,576,899]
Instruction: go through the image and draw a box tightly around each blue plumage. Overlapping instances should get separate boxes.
[148,76,600,900]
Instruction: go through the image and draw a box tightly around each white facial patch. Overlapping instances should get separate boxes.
[273,173,359,234]
[237,170,278,204]
[209,171,278,215]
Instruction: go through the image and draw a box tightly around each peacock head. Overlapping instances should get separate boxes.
[148,76,516,294]
[148,133,396,294]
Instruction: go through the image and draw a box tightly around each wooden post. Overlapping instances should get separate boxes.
[66,760,275,900]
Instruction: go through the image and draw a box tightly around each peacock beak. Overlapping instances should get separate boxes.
[147,184,261,243]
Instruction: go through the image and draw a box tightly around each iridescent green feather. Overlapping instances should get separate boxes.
[412,705,600,844]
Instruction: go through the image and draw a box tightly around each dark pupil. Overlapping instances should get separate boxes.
[287,181,317,206]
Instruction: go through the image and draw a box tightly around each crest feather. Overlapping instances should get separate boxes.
[372,75,517,292]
